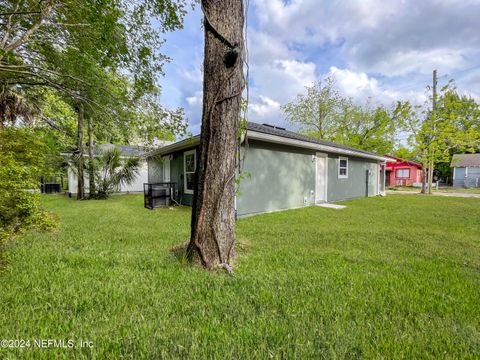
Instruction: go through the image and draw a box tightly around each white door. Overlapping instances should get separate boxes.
[163,157,170,182]
[315,153,327,203]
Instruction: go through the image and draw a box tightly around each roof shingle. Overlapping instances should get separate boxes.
[451,153,480,167]
[246,122,383,158]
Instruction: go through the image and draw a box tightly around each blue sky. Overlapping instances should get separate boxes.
[159,0,480,135]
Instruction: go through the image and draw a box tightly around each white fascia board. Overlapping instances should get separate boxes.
[247,131,390,162]
[147,136,200,158]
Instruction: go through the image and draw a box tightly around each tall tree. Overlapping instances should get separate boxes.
[1,0,188,198]
[333,100,397,154]
[75,102,85,200]
[397,82,480,192]
[187,0,244,270]
[282,79,398,154]
[87,116,95,198]
[282,77,342,140]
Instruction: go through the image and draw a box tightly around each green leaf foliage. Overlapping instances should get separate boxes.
[0,128,55,249]
[92,147,141,199]
[282,77,398,154]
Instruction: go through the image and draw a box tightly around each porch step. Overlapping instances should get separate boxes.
[316,203,347,210]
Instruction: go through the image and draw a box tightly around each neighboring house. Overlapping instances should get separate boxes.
[384,155,423,187]
[146,122,390,217]
[65,143,170,196]
[451,153,480,188]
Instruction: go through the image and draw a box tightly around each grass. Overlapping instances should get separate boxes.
[0,194,479,359]
[387,186,480,194]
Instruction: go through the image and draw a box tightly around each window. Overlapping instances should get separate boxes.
[395,168,410,178]
[184,150,196,194]
[338,157,348,179]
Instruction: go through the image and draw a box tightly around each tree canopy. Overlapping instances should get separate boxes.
[0,0,188,140]
[282,77,399,154]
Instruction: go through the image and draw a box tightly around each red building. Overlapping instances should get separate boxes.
[384,155,423,187]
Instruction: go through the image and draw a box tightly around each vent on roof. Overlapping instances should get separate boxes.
[262,123,286,131]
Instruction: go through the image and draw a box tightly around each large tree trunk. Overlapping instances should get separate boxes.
[427,158,434,194]
[187,0,244,269]
[421,167,426,194]
[76,103,85,200]
[88,116,96,198]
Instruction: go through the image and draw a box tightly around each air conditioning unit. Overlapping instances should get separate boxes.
[144,182,176,209]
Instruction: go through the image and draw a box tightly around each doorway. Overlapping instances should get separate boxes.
[315,153,328,203]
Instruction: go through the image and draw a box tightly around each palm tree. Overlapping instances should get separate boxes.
[93,147,141,199]
[0,91,39,129]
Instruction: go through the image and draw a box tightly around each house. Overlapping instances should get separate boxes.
[146,122,390,217]
[384,155,423,187]
[65,143,168,196]
[451,153,480,188]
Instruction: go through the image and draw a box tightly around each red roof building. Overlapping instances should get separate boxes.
[384,155,423,187]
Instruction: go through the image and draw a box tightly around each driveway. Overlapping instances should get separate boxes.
[386,190,480,198]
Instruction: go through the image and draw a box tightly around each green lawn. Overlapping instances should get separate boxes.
[1,195,479,359]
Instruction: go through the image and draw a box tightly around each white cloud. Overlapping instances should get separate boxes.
[365,49,468,77]
[328,67,427,106]
[250,96,281,118]
[252,0,480,77]
[180,67,203,83]
[160,0,480,133]
[186,91,202,106]
[250,58,316,102]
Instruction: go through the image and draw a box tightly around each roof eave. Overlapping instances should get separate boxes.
[146,136,200,157]
[146,130,389,162]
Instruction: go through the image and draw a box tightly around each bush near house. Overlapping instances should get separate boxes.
[0,194,479,358]
[0,129,55,269]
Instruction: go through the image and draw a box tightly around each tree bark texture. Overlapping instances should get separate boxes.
[421,167,426,194]
[88,116,95,198]
[427,158,434,194]
[76,103,85,200]
[188,0,244,269]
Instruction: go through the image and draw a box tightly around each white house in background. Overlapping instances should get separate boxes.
[65,143,172,197]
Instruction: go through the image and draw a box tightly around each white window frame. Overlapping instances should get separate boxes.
[395,168,410,179]
[183,149,196,194]
[338,157,348,179]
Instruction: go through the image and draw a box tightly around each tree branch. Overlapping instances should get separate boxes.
[0,11,42,17]
[4,2,55,53]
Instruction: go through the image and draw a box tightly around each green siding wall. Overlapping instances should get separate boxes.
[236,141,315,217]
[148,142,381,215]
[327,155,379,202]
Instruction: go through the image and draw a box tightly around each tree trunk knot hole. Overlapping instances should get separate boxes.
[224,46,239,68]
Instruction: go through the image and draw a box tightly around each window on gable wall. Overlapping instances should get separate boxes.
[396,168,410,178]
[338,157,348,179]
[184,149,196,194]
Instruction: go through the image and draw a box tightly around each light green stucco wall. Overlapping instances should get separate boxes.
[236,141,315,217]
[327,155,379,202]
[148,142,381,215]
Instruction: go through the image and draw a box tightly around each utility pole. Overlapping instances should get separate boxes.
[427,70,437,194]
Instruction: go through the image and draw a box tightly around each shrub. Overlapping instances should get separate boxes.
[92,147,141,199]
[0,129,55,264]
